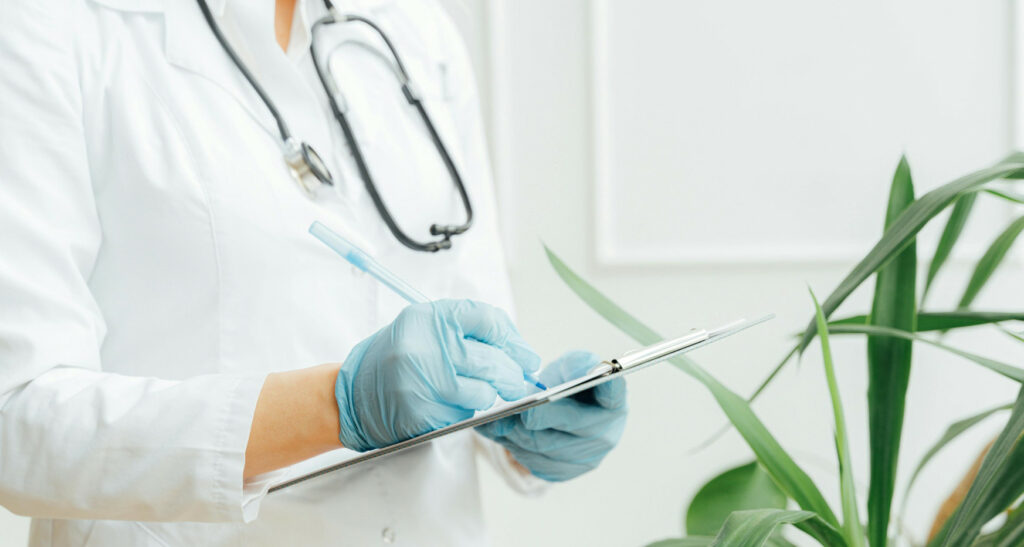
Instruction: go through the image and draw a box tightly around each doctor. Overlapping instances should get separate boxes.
[0,0,627,545]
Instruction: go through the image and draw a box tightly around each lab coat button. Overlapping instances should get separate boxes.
[381,527,395,543]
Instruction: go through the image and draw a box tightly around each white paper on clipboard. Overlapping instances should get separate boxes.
[267,314,773,493]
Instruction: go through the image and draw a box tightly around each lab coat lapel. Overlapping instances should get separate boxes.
[162,0,280,139]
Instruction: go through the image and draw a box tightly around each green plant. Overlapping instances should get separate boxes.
[545,153,1024,546]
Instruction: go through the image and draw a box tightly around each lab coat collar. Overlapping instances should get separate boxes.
[84,0,397,15]
[87,0,399,143]
[87,0,225,15]
[163,0,279,138]
[208,0,227,16]
[324,0,398,11]
[88,0,280,138]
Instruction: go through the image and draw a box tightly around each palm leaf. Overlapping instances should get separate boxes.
[545,246,845,546]
[931,386,1024,546]
[646,539,714,547]
[545,244,666,348]
[983,188,1024,205]
[958,216,1024,309]
[988,504,1024,546]
[693,346,799,453]
[828,311,1024,332]
[923,192,976,304]
[744,307,1021,452]
[710,510,816,547]
[763,536,798,547]
[865,157,916,547]
[1001,327,1024,344]
[797,152,1024,354]
[741,345,799,405]
[826,324,1024,382]
[648,535,794,547]
[898,403,1013,523]
[812,289,865,546]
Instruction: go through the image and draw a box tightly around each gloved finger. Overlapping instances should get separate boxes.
[504,445,593,482]
[442,376,499,411]
[540,350,602,385]
[504,426,612,465]
[456,340,533,401]
[521,398,626,437]
[446,300,541,374]
[475,415,517,440]
[591,377,626,410]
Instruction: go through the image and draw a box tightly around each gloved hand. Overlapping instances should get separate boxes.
[335,299,541,452]
[476,350,627,481]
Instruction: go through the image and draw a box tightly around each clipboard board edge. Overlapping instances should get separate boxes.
[268,314,772,493]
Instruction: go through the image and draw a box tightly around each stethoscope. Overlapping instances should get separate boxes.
[196,0,473,252]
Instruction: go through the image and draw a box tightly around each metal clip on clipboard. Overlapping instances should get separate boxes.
[268,314,773,493]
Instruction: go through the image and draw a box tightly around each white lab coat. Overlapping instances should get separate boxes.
[0,0,540,544]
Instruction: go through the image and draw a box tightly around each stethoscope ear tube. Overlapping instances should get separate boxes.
[198,0,474,252]
[197,0,332,196]
[310,12,473,253]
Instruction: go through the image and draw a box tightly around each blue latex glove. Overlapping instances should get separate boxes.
[335,299,541,452]
[476,350,627,481]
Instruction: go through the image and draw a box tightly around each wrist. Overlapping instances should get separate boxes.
[505,448,532,476]
[243,363,344,479]
[333,362,374,452]
[317,363,344,450]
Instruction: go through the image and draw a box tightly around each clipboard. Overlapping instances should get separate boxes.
[268,314,772,493]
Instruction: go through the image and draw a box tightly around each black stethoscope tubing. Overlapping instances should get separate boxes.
[196,0,473,252]
[310,13,473,252]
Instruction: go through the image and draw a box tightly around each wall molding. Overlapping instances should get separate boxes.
[589,0,1021,267]
[484,0,519,261]
[1012,0,1024,151]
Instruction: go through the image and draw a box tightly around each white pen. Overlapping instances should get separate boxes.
[309,221,547,391]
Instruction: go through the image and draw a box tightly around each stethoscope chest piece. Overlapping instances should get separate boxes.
[197,0,473,250]
[284,138,334,197]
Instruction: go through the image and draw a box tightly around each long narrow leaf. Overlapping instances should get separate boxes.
[798,153,1024,353]
[990,504,1024,546]
[545,246,846,546]
[692,346,800,453]
[826,324,1024,382]
[1002,327,1024,344]
[710,510,815,547]
[647,539,714,547]
[984,188,1024,205]
[898,403,1013,522]
[969,505,1024,547]
[764,536,798,547]
[812,290,865,546]
[923,192,976,304]
[866,157,916,546]
[686,367,846,546]
[545,245,660,346]
[958,216,1024,309]
[742,307,1020,454]
[829,311,1024,332]
[932,386,1024,546]
[747,345,800,401]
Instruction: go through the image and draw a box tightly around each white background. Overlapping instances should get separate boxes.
[3,0,1023,545]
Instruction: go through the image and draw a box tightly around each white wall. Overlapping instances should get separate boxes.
[462,1,1024,546]
[3,1,1022,546]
